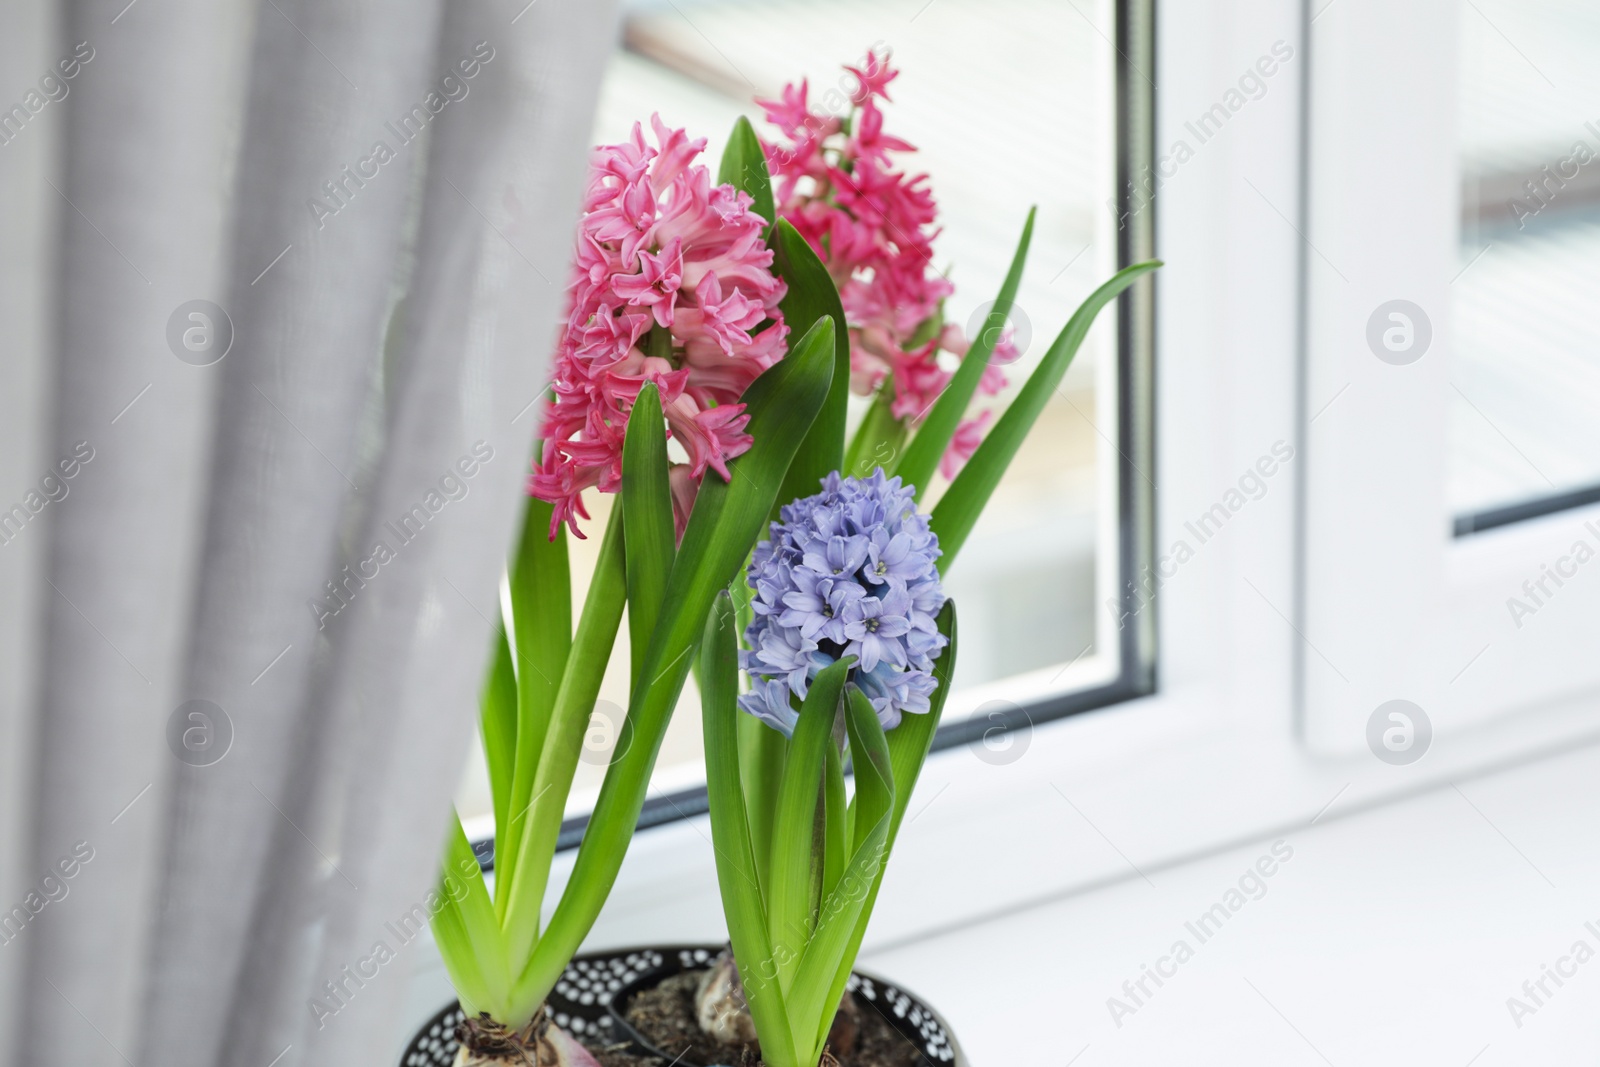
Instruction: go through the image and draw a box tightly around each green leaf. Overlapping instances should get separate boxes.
[497,494,571,920]
[843,379,907,480]
[738,710,787,897]
[822,602,958,1036]
[882,602,957,851]
[433,809,509,1018]
[932,260,1161,566]
[623,383,675,688]
[718,115,776,225]
[787,685,896,1065]
[699,592,802,1067]
[770,220,850,510]
[499,506,627,970]
[894,209,1035,497]
[480,624,516,899]
[766,657,852,994]
[511,316,837,1022]
[431,893,488,1018]
[822,735,849,901]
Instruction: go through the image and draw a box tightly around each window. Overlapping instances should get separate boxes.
[454,0,1156,837]
[1301,0,1600,747]
[1454,0,1600,533]
[514,0,1600,971]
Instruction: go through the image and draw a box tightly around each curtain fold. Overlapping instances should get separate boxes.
[0,1,620,1064]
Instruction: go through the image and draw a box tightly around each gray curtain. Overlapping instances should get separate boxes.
[0,1,619,1064]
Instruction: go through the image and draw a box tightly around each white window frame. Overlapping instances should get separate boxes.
[1300,0,1600,753]
[526,0,1600,957]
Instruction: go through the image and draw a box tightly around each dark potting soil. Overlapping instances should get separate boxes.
[587,1041,665,1067]
[621,970,926,1067]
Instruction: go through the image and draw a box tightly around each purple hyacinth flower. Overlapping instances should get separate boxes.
[802,534,870,579]
[778,570,864,643]
[842,585,913,672]
[739,469,948,734]
[750,623,828,697]
[737,676,800,735]
[863,529,928,586]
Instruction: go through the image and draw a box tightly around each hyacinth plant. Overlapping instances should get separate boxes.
[428,114,847,1066]
[688,55,1161,1067]
[428,49,1159,1067]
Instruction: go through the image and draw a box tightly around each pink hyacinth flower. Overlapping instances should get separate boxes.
[758,50,1007,478]
[940,409,994,481]
[529,115,787,538]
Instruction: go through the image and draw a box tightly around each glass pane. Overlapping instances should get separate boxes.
[1454,0,1600,524]
[457,0,1123,824]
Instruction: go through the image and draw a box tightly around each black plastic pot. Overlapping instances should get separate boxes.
[400,944,966,1067]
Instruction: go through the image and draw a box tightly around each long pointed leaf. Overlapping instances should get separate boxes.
[433,809,508,1017]
[822,736,849,901]
[894,209,1036,496]
[843,380,907,480]
[882,602,957,851]
[699,592,801,1067]
[718,115,776,225]
[511,317,837,1022]
[481,624,516,903]
[500,507,627,967]
[787,686,895,1064]
[623,383,674,688]
[739,710,787,897]
[770,220,850,510]
[431,895,488,1019]
[821,602,958,1040]
[767,658,852,994]
[498,495,571,916]
[932,261,1160,566]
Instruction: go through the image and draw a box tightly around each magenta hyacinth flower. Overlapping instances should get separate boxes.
[757,52,1015,478]
[530,116,788,538]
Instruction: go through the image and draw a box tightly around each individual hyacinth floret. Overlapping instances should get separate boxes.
[529,115,789,538]
[740,469,948,733]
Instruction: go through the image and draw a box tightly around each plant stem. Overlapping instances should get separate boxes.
[646,323,674,364]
